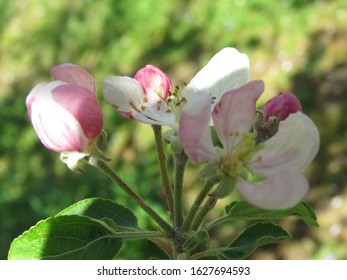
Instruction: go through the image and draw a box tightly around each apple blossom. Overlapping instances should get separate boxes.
[102,47,250,128]
[26,64,103,154]
[102,64,175,127]
[179,80,319,209]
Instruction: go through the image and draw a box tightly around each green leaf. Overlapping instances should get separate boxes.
[56,197,138,229]
[221,222,291,259]
[8,215,122,260]
[223,201,318,227]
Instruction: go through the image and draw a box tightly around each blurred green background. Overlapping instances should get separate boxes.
[1,0,346,260]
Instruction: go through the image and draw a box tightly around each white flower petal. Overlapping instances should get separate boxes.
[182,47,250,103]
[251,112,320,174]
[102,76,145,113]
[140,88,177,127]
[237,169,309,210]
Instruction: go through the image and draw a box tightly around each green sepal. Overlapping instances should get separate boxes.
[199,163,219,181]
[183,230,209,252]
[209,176,235,199]
[163,129,182,154]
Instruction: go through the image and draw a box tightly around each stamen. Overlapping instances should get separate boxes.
[130,102,141,112]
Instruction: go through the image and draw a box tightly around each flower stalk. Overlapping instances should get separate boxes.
[182,177,218,231]
[191,196,218,231]
[152,125,174,220]
[173,152,188,231]
[172,152,188,258]
[87,156,175,238]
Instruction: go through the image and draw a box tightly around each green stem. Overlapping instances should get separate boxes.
[172,152,188,258]
[173,152,188,231]
[182,178,217,232]
[87,156,175,238]
[152,125,174,220]
[191,196,218,231]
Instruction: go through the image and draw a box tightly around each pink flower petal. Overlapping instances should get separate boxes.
[212,80,264,151]
[251,112,319,175]
[261,92,302,121]
[237,169,309,209]
[182,48,250,102]
[27,82,89,152]
[134,64,172,100]
[52,84,103,141]
[179,93,218,162]
[50,64,96,94]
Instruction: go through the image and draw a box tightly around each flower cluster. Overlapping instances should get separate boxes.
[179,81,319,209]
[26,47,319,210]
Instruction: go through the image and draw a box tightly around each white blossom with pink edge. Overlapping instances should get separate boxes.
[102,47,250,128]
[26,64,103,155]
[179,80,319,210]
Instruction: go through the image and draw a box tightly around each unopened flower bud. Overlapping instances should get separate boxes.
[261,92,302,121]
[26,64,103,153]
[134,64,172,100]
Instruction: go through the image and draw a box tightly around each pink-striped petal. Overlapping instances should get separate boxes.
[182,48,250,102]
[51,84,103,141]
[212,80,264,151]
[179,93,218,163]
[237,169,309,209]
[50,63,96,94]
[26,82,90,152]
[251,112,319,175]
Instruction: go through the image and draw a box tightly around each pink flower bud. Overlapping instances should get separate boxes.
[134,64,172,99]
[26,64,103,153]
[261,92,302,121]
